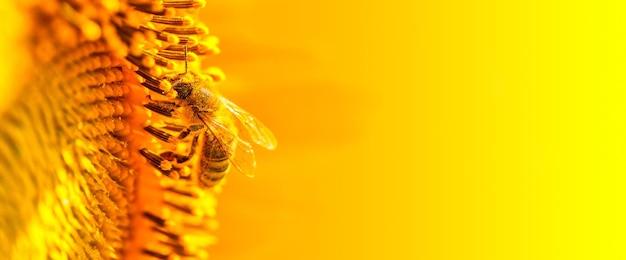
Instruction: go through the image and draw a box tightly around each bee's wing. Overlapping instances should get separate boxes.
[219,96,278,150]
[198,114,258,177]
[229,135,257,178]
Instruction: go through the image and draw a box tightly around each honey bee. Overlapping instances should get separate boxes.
[140,49,277,188]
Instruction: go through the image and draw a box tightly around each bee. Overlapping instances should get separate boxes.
[139,48,277,188]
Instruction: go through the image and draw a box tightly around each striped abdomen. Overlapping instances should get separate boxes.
[198,133,233,188]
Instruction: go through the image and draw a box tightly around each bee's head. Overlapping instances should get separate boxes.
[172,80,193,99]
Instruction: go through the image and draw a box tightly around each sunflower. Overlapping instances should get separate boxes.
[0,0,226,258]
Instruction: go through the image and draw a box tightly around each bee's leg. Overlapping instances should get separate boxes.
[174,134,200,164]
[144,100,179,117]
[143,125,202,162]
[139,147,198,180]
[146,134,199,179]
[178,124,204,139]
[139,148,177,177]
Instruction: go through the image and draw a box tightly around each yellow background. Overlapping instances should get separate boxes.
[202,1,626,259]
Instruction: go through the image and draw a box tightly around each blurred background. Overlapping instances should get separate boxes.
[201,1,626,259]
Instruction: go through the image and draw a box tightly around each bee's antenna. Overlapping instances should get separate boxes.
[184,45,188,74]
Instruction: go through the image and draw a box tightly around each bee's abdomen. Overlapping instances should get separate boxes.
[198,136,231,188]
